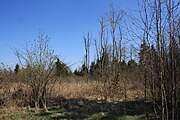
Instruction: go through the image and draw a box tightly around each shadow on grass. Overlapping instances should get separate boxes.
[36,97,154,120]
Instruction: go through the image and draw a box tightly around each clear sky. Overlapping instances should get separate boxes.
[0,0,138,70]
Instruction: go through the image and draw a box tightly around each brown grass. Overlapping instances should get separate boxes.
[0,76,144,110]
[47,76,144,102]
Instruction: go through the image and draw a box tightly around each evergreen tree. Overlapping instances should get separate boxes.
[14,64,19,74]
[89,61,95,76]
[128,59,137,67]
[119,60,127,71]
[55,58,69,77]
[81,63,88,76]
[55,58,61,77]
[139,42,150,65]
[74,69,81,76]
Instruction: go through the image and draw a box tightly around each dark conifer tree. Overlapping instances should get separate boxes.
[14,64,19,74]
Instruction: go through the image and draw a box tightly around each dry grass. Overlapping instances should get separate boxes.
[0,76,145,110]
[0,76,149,120]
[47,76,144,102]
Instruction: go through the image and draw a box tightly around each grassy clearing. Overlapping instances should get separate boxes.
[0,99,154,120]
[0,109,148,120]
[0,77,153,120]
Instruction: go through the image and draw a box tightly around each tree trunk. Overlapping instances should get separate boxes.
[35,100,40,113]
[41,96,48,113]
[43,104,48,113]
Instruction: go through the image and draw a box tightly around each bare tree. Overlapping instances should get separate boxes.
[94,16,110,99]
[109,5,124,93]
[14,31,56,113]
[135,0,179,119]
[83,32,91,75]
[92,5,125,100]
[165,0,180,119]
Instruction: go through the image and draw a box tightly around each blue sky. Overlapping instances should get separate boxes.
[0,0,138,70]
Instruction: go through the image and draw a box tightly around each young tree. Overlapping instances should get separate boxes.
[14,31,57,113]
